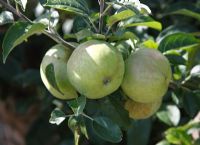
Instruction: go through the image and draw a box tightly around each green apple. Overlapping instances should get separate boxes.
[67,40,124,99]
[125,98,161,120]
[121,48,171,103]
[40,44,78,100]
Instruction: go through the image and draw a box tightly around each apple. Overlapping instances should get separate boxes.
[40,44,78,100]
[121,48,171,103]
[125,98,161,120]
[67,40,124,99]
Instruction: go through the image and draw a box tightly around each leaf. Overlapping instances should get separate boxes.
[49,108,66,125]
[109,30,138,43]
[119,15,162,31]
[75,29,106,42]
[165,53,186,65]
[187,46,200,70]
[158,33,199,53]
[107,9,135,27]
[92,117,122,143]
[100,95,131,129]
[165,2,200,21]
[165,128,192,145]
[157,24,198,43]
[127,119,152,145]
[116,41,132,60]
[40,0,89,16]
[182,92,200,117]
[68,116,89,140]
[182,65,200,90]
[156,105,181,126]
[34,10,59,27]
[0,11,14,25]
[75,29,94,42]
[156,140,170,145]
[45,63,64,95]
[68,116,79,132]
[72,16,91,32]
[141,39,158,49]
[2,22,46,63]
[68,96,86,116]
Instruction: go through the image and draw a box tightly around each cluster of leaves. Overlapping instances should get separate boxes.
[0,0,200,145]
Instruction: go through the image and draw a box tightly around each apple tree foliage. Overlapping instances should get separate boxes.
[0,0,200,145]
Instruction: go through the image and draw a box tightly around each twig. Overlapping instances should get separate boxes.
[82,113,94,121]
[99,0,105,33]
[88,17,98,32]
[169,81,192,92]
[0,0,76,49]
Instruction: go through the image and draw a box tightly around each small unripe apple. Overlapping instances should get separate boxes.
[67,40,125,99]
[125,99,161,120]
[40,44,78,100]
[121,48,171,103]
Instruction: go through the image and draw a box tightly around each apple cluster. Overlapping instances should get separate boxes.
[40,40,172,120]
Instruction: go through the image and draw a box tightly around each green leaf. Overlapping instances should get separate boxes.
[157,24,198,43]
[75,29,94,42]
[45,63,64,95]
[100,95,131,129]
[2,22,46,63]
[68,116,89,140]
[127,119,152,145]
[182,92,200,117]
[109,30,138,43]
[119,15,162,31]
[165,128,192,145]
[182,65,200,90]
[141,39,158,49]
[72,16,91,32]
[49,108,66,125]
[165,52,186,65]
[0,11,14,25]
[107,9,135,27]
[68,96,86,116]
[92,117,122,143]
[165,2,200,21]
[156,140,170,145]
[156,105,180,126]
[116,41,132,60]
[41,0,89,16]
[158,33,199,53]
[187,46,200,70]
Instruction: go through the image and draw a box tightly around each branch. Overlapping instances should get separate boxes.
[99,0,105,34]
[0,0,76,49]
[169,81,192,92]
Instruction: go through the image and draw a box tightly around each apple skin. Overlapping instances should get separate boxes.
[125,98,161,120]
[40,44,78,100]
[67,40,125,99]
[121,48,172,103]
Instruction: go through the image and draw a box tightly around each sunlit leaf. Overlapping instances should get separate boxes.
[158,33,199,52]
[0,11,14,25]
[2,22,46,63]
[40,0,89,16]
[49,108,66,125]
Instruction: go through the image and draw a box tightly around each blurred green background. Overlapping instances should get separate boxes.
[0,0,200,145]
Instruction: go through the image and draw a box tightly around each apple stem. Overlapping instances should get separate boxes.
[99,0,105,34]
[0,0,76,50]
